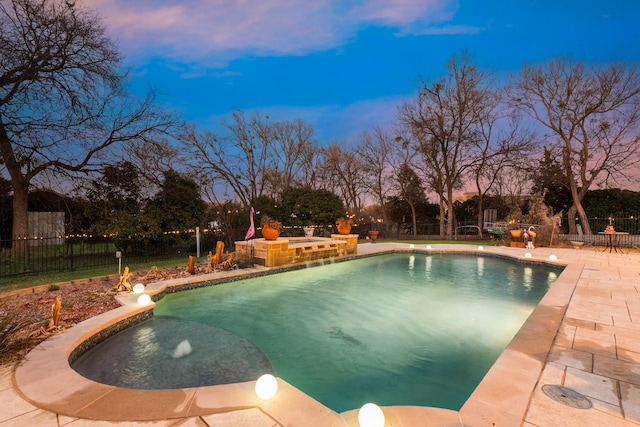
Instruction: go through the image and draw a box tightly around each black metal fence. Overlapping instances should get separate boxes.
[3,217,638,279]
[0,225,331,279]
[0,232,225,279]
[560,216,640,235]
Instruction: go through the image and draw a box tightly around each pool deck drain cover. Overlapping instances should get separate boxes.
[542,385,592,409]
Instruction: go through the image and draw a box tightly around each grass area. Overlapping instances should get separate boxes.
[1,239,497,294]
[0,257,190,294]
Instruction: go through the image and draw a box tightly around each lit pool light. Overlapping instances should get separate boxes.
[358,403,385,427]
[133,283,145,293]
[549,254,558,261]
[525,253,532,258]
[137,294,151,306]
[255,374,278,400]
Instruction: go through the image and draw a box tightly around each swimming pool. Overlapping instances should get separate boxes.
[72,253,560,413]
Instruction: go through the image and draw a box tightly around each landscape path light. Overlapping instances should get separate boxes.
[358,403,385,427]
[255,374,278,400]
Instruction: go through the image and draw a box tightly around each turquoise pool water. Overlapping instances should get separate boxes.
[72,253,560,412]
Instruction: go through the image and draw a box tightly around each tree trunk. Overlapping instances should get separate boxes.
[566,179,592,235]
[12,178,29,239]
[476,192,484,238]
[409,202,417,236]
[446,187,454,239]
[438,197,446,238]
[567,205,578,235]
[574,201,592,235]
[9,177,30,273]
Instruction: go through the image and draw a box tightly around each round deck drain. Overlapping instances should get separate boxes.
[542,385,592,409]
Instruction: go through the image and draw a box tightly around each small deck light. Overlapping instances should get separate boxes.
[409,244,415,248]
[137,294,151,306]
[549,254,558,261]
[358,403,385,427]
[525,252,532,258]
[477,246,484,251]
[133,283,145,293]
[426,245,432,250]
[255,374,278,400]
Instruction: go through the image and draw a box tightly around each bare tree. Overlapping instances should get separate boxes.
[320,143,366,214]
[354,127,396,223]
[470,109,536,233]
[0,0,175,240]
[263,118,318,194]
[128,138,186,191]
[509,57,640,234]
[399,52,494,238]
[395,162,426,236]
[183,112,319,206]
[491,163,531,222]
[183,113,268,206]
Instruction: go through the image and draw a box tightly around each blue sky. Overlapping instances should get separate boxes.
[86,0,640,144]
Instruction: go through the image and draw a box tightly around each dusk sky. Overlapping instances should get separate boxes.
[86,0,640,144]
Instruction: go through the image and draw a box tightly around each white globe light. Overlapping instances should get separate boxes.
[255,374,278,400]
[426,245,432,250]
[549,254,558,261]
[358,403,385,427]
[409,244,415,248]
[133,283,145,293]
[478,246,484,251]
[524,252,532,258]
[137,294,151,306]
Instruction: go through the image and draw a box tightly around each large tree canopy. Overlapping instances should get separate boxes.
[0,0,175,239]
[509,57,640,234]
[279,187,345,227]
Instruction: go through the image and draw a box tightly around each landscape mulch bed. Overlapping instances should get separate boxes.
[0,266,189,365]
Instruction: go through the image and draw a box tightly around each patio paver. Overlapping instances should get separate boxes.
[2,243,640,426]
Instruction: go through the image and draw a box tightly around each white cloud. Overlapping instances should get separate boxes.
[85,0,471,67]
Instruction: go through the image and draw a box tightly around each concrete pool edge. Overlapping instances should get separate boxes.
[12,244,577,426]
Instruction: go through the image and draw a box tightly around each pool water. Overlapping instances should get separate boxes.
[72,253,559,412]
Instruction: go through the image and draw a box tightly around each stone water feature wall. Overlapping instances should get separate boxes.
[236,234,358,267]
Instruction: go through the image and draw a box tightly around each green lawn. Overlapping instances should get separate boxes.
[0,257,190,294]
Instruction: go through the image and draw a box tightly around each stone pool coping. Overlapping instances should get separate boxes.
[9,243,637,426]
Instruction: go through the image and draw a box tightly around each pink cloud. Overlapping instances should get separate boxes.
[84,0,469,67]
[353,0,455,26]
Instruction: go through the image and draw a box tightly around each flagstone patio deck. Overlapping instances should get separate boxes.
[1,243,639,426]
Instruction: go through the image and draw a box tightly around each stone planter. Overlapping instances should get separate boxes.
[368,230,379,243]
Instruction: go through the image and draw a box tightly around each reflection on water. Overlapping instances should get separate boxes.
[477,257,484,277]
[72,319,273,389]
